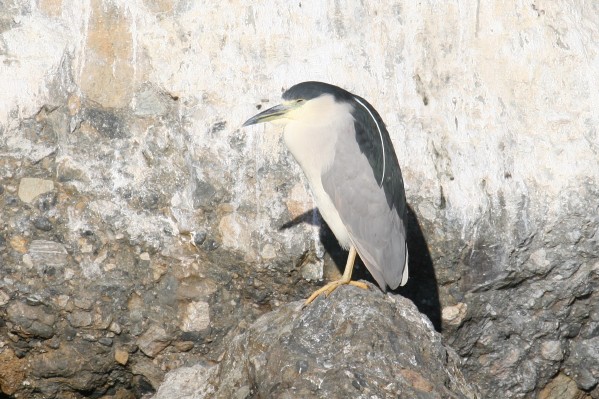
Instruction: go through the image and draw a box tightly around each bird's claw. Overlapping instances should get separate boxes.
[302,279,368,309]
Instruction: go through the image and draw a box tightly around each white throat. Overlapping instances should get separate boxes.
[281,94,355,248]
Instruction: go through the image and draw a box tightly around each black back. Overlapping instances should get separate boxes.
[350,93,406,218]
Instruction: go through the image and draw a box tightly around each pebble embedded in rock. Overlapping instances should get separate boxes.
[28,240,68,270]
[218,214,251,250]
[137,325,172,358]
[202,239,219,251]
[29,341,115,394]
[132,84,170,117]
[0,348,27,396]
[32,216,53,231]
[192,231,206,247]
[172,341,194,352]
[180,301,210,332]
[442,303,468,327]
[260,244,277,260]
[115,348,129,365]
[109,322,122,335]
[68,310,93,328]
[300,261,323,281]
[0,290,10,306]
[73,296,94,310]
[564,336,599,391]
[6,301,56,339]
[538,373,585,399]
[540,340,563,362]
[176,277,218,300]
[17,178,54,204]
[9,236,28,254]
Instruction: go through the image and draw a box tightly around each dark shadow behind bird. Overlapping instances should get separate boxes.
[280,204,441,331]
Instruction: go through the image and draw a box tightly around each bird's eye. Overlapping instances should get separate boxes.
[297,99,305,103]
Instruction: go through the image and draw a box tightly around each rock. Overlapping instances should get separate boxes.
[301,260,323,281]
[115,348,129,365]
[0,290,10,306]
[191,231,207,247]
[109,322,122,335]
[67,310,93,328]
[137,325,172,358]
[30,340,115,395]
[179,301,211,332]
[31,216,53,231]
[218,213,252,251]
[538,373,587,399]
[73,295,94,310]
[6,301,56,339]
[0,348,27,396]
[130,359,163,392]
[155,286,479,398]
[172,341,194,352]
[176,276,218,300]
[78,0,134,108]
[132,84,172,117]
[8,235,28,254]
[540,340,563,362]
[442,302,468,326]
[56,155,91,183]
[28,239,68,271]
[17,178,54,203]
[153,363,217,399]
[192,179,217,209]
[564,337,599,391]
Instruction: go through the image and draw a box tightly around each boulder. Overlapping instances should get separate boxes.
[154,285,478,398]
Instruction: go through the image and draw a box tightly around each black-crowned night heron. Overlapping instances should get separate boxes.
[243,81,408,306]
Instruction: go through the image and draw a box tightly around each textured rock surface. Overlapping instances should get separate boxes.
[154,286,478,399]
[0,1,598,398]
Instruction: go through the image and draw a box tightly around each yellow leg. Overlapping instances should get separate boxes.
[303,246,368,307]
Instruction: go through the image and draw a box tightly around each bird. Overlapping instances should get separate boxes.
[243,81,408,306]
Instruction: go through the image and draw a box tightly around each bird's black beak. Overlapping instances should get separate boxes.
[242,103,294,127]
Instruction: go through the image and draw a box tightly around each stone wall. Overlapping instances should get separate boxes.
[0,1,598,398]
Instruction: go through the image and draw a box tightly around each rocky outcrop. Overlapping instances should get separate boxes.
[1,1,598,399]
[154,286,478,399]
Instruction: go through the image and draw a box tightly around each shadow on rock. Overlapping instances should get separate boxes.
[280,204,442,331]
[153,286,477,398]
[395,205,441,331]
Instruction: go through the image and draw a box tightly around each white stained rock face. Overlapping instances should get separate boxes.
[0,1,595,255]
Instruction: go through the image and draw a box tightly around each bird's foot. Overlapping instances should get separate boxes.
[302,279,368,308]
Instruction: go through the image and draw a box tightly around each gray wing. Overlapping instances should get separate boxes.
[321,115,408,291]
